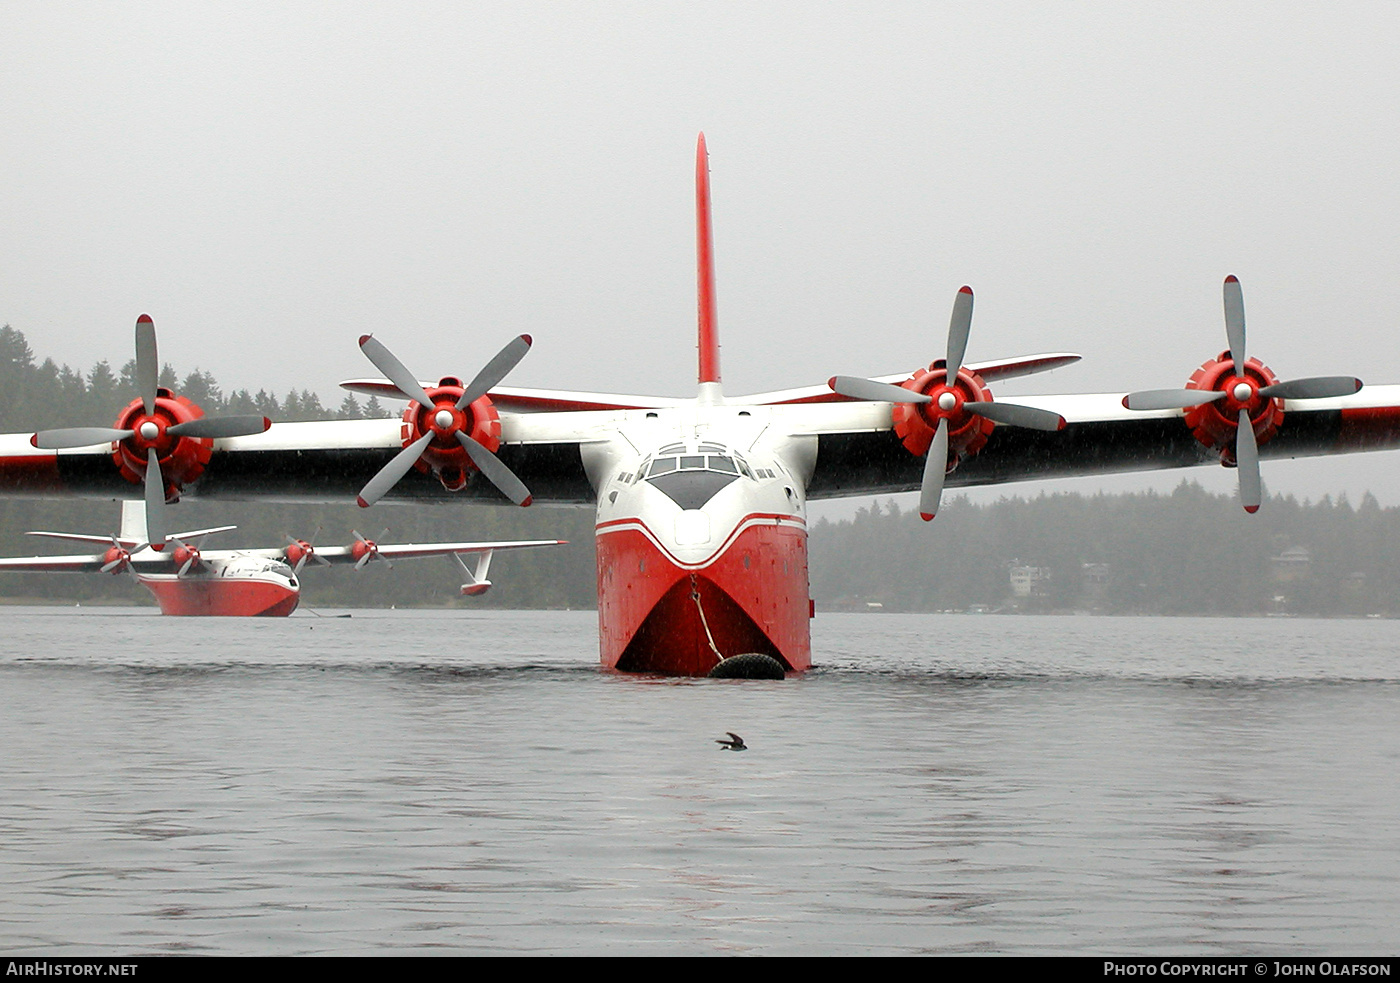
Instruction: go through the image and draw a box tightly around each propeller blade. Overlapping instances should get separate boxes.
[965,401,1066,431]
[166,415,272,439]
[1223,275,1247,375]
[352,529,372,570]
[135,315,159,416]
[356,431,434,507]
[293,555,327,574]
[945,286,974,381]
[359,335,437,408]
[100,536,127,574]
[100,537,127,574]
[918,418,950,521]
[456,432,533,506]
[828,376,930,404]
[1122,388,1228,411]
[458,335,532,408]
[144,447,167,551]
[31,427,134,449]
[1236,408,1261,514]
[1257,376,1363,401]
[177,546,198,577]
[352,529,392,569]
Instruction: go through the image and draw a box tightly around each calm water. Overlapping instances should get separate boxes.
[1,607,1397,955]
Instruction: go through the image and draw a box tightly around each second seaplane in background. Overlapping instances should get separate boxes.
[0,501,564,616]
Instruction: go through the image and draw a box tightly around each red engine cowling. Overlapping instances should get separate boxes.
[109,389,214,500]
[101,545,132,575]
[399,376,502,492]
[172,543,202,575]
[890,361,996,468]
[284,539,314,569]
[350,536,380,568]
[1182,352,1284,464]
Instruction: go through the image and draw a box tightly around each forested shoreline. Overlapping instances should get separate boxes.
[2,322,1397,615]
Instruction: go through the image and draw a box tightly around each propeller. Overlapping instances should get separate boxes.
[831,286,1066,520]
[171,539,202,577]
[1123,276,1362,513]
[30,315,271,549]
[100,536,148,575]
[354,334,533,508]
[284,531,332,575]
[351,529,393,570]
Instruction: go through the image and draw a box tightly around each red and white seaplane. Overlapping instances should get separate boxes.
[0,134,1397,672]
[0,500,563,616]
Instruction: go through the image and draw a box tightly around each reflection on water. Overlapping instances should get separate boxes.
[2,608,1398,954]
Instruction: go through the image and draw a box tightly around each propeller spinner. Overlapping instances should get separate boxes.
[284,532,332,576]
[30,315,271,549]
[353,334,533,508]
[831,286,1066,520]
[350,530,393,570]
[1123,276,1362,512]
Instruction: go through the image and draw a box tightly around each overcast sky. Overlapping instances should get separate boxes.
[4,2,1400,509]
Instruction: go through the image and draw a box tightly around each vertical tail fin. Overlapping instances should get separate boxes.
[120,499,148,544]
[695,133,721,389]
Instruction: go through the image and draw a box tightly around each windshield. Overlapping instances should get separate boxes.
[645,454,741,478]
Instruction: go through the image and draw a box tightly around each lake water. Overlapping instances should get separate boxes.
[2,607,1397,955]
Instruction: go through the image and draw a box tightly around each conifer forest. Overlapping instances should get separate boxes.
[2,322,1398,616]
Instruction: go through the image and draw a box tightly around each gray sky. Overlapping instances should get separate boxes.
[5,2,1400,508]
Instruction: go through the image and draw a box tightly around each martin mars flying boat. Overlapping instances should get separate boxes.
[0,134,1397,672]
[0,501,564,616]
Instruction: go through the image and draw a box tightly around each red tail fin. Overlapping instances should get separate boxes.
[695,133,721,385]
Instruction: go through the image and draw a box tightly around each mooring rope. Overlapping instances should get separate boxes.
[690,572,726,662]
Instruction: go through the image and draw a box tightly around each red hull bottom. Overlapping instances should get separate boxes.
[140,578,300,617]
[596,519,811,676]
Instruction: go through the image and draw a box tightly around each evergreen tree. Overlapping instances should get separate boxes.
[337,393,364,420]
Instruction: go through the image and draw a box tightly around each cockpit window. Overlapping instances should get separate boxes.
[646,454,749,477]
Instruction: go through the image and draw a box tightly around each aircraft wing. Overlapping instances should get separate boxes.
[2,380,1400,507]
[233,538,566,565]
[0,416,610,505]
[314,539,565,563]
[777,384,1400,499]
[233,535,564,596]
[0,549,168,573]
[0,553,115,572]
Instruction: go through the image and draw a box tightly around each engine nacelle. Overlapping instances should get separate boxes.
[1182,352,1284,464]
[110,389,213,500]
[172,543,202,575]
[890,360,996,468]
[285,539,315,567]
[399,376,503,492]
[101,546,132,575]
[350,537,380,568]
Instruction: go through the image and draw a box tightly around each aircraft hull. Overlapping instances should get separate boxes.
[596,515,811,676]
[139,576,300,617]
